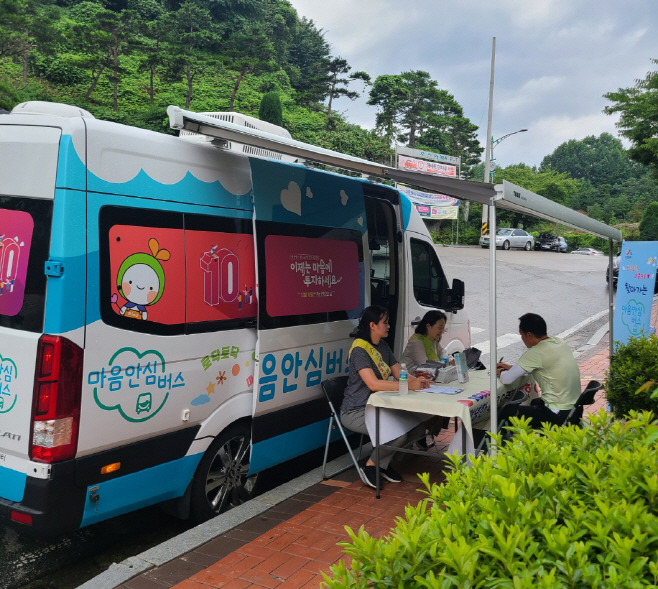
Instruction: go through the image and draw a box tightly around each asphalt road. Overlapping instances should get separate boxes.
[438,245,614,364]
[6,245,615,589]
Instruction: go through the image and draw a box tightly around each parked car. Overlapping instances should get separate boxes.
[571,247,604,256]
[479,228,534,250]
[535,233,567,253]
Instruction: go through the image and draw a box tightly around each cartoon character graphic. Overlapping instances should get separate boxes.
[114,238,170,321]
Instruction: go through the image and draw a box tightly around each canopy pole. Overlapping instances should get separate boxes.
[489,197,498,444]
[609,238,615,356]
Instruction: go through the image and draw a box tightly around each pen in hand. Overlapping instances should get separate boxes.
[499,356,504,364]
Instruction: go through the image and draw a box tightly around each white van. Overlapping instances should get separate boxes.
[0,101,469,535]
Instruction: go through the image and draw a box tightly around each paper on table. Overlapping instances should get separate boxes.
[416,385,464,395]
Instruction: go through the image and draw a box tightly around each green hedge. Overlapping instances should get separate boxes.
[322,411,658,588]
[606,333,658,418]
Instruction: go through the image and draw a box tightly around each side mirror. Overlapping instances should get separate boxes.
[446,279,464,311]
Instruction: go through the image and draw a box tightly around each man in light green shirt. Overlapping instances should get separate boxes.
[496,313,581,428]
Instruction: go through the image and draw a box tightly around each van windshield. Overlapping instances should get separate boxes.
[0,196,52,332]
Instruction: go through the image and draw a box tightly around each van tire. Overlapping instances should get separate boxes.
[189,424,259,524]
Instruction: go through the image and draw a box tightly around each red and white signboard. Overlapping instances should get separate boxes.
[265,235,359,317]
[397,155,457,177]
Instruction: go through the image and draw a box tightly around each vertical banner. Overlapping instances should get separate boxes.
[613,240,657,346]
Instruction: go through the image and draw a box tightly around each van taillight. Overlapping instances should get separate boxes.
[30,335,83,463]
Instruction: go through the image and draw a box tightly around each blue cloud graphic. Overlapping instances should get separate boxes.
[191,394,211,406]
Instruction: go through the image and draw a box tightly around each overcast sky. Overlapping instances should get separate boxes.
[287,0,657,169]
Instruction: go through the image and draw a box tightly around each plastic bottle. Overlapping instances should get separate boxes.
[399,363,408,395]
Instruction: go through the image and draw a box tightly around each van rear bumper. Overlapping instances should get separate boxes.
[0,460,87,536]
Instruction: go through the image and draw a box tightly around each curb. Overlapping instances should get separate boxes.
[75,451,367,589]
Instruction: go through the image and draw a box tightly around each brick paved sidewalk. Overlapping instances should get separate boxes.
[113,306,658,589]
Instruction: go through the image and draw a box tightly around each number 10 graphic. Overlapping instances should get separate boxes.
[200,247,239,306]
[0,237,22,295]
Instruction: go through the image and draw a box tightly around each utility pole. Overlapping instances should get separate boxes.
[481,37,496,238]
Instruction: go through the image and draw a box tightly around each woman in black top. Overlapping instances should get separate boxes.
[340,305,428,489]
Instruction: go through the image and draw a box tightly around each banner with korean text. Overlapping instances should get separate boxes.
[397,185,460,219]
[397,155,457,177]
[613,240,657,346]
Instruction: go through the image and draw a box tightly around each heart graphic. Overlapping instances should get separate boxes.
[340,190,348,206]
[111,293,118,304]
[357,217,364,226]
[306,187,313,198]
[281,181,302,216]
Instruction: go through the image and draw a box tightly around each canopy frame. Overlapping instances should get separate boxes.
[168,105,622,444]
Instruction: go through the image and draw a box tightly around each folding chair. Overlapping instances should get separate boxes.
[562,380,603,426]
[474,388,528,455]
[321,376,367,482]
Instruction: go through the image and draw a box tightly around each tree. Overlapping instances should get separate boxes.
[639,201,658,240]
[366,73,407,139]
[604,58,658,176]
[493,164,580,228]
[138,14,170,104]
[223,24,275,111]
[541,133,639,187]
[0,0,59,84]
[325,57,369,118]
[258,91,282,125]
[165,1,219,108]
[284,17,331,106]
[367,70,482,170]
[70,3,139,110]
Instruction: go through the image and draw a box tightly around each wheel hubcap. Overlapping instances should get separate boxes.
[205,434,257,514]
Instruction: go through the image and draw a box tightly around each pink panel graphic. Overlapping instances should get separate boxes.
[0,209,34,317]
[186,231,256,323]
[265,235,359,317]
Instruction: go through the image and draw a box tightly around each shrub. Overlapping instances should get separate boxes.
[322,411,658,588]
[258,91,283,126]
[606,333,658,418]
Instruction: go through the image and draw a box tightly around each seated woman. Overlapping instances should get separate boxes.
[403,309,453,441]
[402,310,451,374]
[340,305,428,489]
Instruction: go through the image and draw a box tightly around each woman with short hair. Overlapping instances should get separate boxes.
[403,310,451,374]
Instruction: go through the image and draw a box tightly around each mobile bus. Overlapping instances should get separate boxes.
[0,101,469,535]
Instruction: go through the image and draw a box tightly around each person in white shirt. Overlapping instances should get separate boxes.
[497,313,581,429]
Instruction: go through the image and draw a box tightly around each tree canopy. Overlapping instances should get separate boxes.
[605,58,658,177]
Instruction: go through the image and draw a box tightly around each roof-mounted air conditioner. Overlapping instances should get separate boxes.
[179,111,299,163]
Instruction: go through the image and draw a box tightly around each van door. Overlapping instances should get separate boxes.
[248,158,366,474]
[0,126,59,475]
[364,192,402,349]
[406,232,469,354]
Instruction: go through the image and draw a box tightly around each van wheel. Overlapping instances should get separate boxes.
[502,240,510,250]
[190,424,258,524]
[524,241,532,251]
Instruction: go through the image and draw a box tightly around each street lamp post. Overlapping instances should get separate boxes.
[481,128,528,234]
[488,129,528,182]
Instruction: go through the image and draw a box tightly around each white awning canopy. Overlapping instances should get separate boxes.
[168,106,622,241]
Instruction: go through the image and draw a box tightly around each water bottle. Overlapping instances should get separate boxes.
[399,363,408,395]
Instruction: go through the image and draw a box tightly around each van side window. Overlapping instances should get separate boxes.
[99,207,255,335]
[0,197,52,333]
[256,221,363,330]
[410,238,446,308]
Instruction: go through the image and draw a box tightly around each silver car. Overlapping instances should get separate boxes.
[480,228,535,251]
